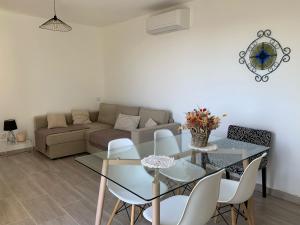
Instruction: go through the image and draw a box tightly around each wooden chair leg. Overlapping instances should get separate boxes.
[130,205,135,225]
[107,199,121,225]
[247,198,255,225]
[241,203,253,225]
[262,167,267,198]
[231,206,237,225]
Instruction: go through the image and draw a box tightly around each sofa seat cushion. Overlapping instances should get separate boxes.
[46,125,89,146]
[89,129,131,150]
[86,122,113,131]
[139,107,170,128]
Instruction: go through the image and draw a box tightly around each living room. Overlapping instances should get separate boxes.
[0,0,299,225]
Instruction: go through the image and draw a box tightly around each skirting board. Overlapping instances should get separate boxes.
[255,184,300,206]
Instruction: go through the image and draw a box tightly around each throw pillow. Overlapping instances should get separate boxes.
[47,113,67,129]
[114,114,140,131]
[72,110,92,125]
[145,118,158,128]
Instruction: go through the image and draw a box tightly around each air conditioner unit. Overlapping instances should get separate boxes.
[146,8,190,35]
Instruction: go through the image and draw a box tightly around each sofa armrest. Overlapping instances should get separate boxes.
[131,123,181,144]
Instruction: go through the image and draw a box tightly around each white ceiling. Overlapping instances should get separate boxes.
[0,0,192,27]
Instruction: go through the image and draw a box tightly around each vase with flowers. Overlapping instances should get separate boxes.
[182,107,226,148]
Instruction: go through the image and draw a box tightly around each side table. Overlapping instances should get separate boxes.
[0,140,33,157]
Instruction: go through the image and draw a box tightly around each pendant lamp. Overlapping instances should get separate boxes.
[39,0,72,32]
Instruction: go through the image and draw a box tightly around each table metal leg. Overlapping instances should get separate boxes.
[95,160,109,225]
[152,169,160,225]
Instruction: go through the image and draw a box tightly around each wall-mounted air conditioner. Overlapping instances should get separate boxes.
[146,8,190,35]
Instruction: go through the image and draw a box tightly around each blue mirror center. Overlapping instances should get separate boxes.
[255,50,271,64]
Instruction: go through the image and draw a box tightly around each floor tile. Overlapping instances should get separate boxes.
[8,178,46,202]
[21,195,66,224]
[42,181,83,207]
[63,199,96,225]
[6,218,36,225]
[39,215,78,225]
[0,196,29,225]
[0,179,13,200]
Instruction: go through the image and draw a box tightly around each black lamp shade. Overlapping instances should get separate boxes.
[4,119,17,131]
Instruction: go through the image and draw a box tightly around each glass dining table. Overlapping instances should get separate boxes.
[76,132,269,225]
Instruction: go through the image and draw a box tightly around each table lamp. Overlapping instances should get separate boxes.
[4,119,17,143]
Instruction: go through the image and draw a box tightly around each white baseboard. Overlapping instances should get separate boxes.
[255,184,300,206]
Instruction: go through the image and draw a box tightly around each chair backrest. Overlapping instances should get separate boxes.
[154,129,180,156]
[227,125,272,147]
[107,138,150,185]
[228,153,267,204]
[178,170,224,225]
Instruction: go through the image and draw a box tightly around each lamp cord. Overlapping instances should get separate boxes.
[54,0,56,15]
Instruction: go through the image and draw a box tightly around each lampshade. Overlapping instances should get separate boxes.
[4,119,17,131]
[39,15,72,32]
[39,0,72,32]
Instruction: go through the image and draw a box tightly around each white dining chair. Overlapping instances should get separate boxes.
[143,169,225,225]
[216,153,267,225]
[106,138,168,225]
[154,129,206,183]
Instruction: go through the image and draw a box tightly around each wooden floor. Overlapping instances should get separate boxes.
[0,151,299,225]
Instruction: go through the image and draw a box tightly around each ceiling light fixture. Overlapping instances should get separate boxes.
[39,0,72,32]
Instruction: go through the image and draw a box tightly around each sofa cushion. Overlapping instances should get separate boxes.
[89,129,131,150]
[114,114,140,131]
[116,105,140,117]
[72,110,92,125]
[139,108,170,128]
[85,122,113,142]
[47,113,67,129]
[86,122,113,131]
[46,126,89,146]
[98,103,117,125]
[145,118,158,128]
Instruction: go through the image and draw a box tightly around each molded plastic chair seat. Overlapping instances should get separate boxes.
[160,158,206,183]
[216,153,267,225]
[106,138,168,225]
[108,181,167,205]
[155,129,206,183]
[143,196,188,225]
[217,179,239,203]
[143,170,224,225]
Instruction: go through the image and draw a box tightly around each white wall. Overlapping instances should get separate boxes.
[0,10,105,138]
[101,0,300,197]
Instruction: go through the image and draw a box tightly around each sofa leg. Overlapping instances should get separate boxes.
[262,167,267,198]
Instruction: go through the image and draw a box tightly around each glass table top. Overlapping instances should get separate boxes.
[76,132,269,201]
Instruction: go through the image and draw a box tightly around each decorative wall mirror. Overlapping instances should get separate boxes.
[239,30,291,82]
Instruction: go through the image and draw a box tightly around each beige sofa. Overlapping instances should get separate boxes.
[34,103,180,159]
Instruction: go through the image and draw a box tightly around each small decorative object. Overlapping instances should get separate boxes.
[39,0,72,32]
[3,119,18,144]
[181,108,226,148]
[16,131,27,142]
[188,143,218,152]
[141,155,175,169]
[239,29,291,82]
